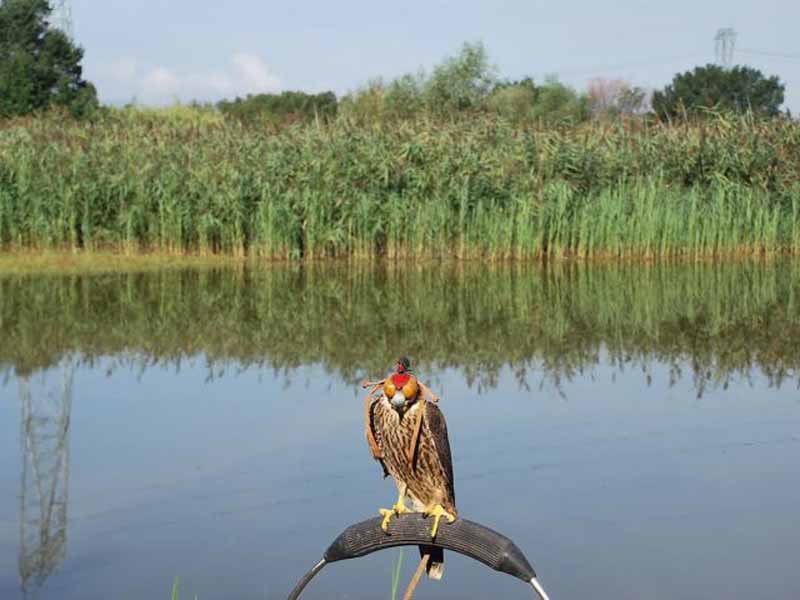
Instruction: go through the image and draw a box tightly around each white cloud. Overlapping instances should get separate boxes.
[231,52,281,93]
[94,53,282,105]
[143,66,180,100]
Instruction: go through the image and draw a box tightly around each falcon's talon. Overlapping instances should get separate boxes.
[424,504,456,538]
[379,508,393,531]
[379,501,411,531]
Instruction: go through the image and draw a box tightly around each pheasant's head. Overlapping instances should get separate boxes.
[384,357,419,414]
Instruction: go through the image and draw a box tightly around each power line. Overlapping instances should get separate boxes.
[736,48,800,64]
[49,0,73,39]
[535,52,707,79]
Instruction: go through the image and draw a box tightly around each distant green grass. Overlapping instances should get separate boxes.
[1,110,799,260]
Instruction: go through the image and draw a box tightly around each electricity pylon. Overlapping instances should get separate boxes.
[18,362,74,595]
[714,28,737,68]
[49,1,74,39]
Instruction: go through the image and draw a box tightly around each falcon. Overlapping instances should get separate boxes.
[362,357,456,580]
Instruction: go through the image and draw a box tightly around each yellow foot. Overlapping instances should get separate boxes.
[423,504,456,538]
[379,501,412,531]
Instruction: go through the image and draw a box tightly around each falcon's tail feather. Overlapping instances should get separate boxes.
[419,544,444,580]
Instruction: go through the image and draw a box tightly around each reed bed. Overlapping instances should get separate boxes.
[1,110,799,259]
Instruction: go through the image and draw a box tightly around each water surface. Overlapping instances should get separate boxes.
[1,263,799,599]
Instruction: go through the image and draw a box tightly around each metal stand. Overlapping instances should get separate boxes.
[287,514,551,599]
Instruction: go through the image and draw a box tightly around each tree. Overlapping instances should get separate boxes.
[0,0,98,118]
[218,90,337,124]
[652,64,784,119]
[383,72,425,119]
[487,78,537,123]
[531,76,590,125]
[617,86,648,116]
[336,79,386,124]
[587,78,648,118]
[424,41,497,113]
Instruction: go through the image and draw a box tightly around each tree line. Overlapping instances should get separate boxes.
[0,0,97,118]
[213,45,786,126]
[0,0,788,124]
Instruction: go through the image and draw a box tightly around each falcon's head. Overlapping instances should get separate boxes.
[384,357,419,414]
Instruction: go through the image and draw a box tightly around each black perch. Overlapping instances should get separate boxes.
[287,514,551,600]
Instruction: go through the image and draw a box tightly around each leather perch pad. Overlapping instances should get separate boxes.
[323,514,537,582]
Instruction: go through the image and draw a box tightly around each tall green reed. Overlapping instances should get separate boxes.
[390,549,405,600]
[1,110,798,259]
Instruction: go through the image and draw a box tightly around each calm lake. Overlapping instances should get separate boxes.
[1,263,799,600]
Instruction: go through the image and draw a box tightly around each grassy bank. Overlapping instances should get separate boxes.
[0,250,246,275]
[1,110,799,260]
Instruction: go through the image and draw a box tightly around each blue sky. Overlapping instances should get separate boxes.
[72,0,800,111]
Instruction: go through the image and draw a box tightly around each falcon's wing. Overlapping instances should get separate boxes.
[366,395,389,478]
[424,401,455,505]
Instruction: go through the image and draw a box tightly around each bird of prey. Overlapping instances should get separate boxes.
[362,357,456,580]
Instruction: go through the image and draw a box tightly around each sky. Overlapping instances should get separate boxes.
[70,0,800,111]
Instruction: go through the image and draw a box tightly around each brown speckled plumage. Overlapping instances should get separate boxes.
[369,397,456,515]
[368,395,456,579]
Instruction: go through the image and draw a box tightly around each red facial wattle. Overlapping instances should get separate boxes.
[391,373,411,387]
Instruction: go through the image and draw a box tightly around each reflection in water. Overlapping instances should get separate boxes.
[1,262,800,393]
[18,364,73,596]
[0,264,799,600]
